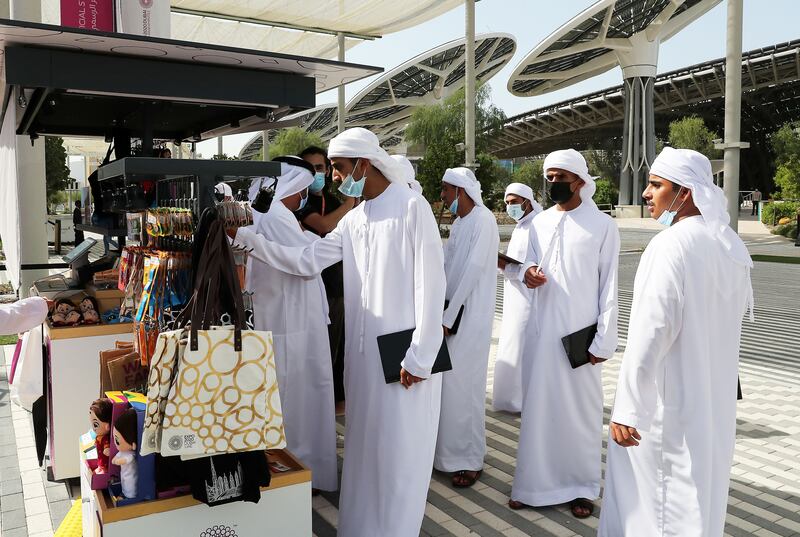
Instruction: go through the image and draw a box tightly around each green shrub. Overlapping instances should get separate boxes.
[761,201,800,225]
[593,179,618,207]
[773,222,799,239]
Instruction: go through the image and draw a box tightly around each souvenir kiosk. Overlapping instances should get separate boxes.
[0,17,380,536]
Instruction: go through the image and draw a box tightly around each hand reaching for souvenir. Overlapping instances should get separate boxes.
[588,352,607,365]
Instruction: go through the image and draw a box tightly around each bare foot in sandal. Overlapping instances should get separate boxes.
[569,498,594,518]
[451,469,482,488]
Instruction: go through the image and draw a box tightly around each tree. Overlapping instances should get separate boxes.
[268,128,325,160]
[667,116,722,159]
[405,84,506,201]
[584,148,622,187]
[768,123,800,200]
[770,122,800,167]
[45,137,70,211]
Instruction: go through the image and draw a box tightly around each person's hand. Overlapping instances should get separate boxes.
[225,227,238,240]
[524,266,547,289]
[497,257,507,270]
[588,353,607,365]
[443,325,451,337]
[399,368,425,389]
[610,422,641,447]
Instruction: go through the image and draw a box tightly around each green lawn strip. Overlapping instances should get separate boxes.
[751,254,800,265]
[0,334,18,345]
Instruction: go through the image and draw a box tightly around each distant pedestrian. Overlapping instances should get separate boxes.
[751,188,762,216]
[73,200,84,245]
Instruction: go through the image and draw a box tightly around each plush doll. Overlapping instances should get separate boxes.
[89,398,112,473]
[79,296,100,324]
[112,408,139,498]
[51,299,81,326]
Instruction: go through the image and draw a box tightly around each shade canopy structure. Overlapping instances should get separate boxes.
[0,19,381,143]
[507,0,721,205]
[491,39,800,192]
[507,0,721,96]
[238,33,517,157]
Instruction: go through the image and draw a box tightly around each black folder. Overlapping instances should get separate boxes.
[443,300,465,335]
[561,323,598,369]
[498,252,522,265]
[377,329,452,384]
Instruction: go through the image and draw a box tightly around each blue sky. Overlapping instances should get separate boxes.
[200,0,800,157]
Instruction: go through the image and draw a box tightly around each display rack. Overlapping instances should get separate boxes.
[97,158,281,215]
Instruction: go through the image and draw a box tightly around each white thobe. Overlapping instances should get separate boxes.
[245,201,338,492]
[435,205,499,472]
[599,216,751,537]
[493,210,535,413]
[511,202,619,506]
[0,297,48,334]
[233,183,446,537]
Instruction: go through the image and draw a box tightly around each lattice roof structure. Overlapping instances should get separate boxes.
[507,0,721,96]
[491,40,800,158]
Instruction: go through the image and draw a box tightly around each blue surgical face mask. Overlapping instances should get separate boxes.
[506,203,525,221]
[338,160,366,197]
[297,190,309,211]
[448,188,459,215]
[310,172,325,193]
[656,189,686,227]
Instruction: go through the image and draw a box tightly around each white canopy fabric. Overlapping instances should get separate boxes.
[171,0,464,37]
[171,13,361,59]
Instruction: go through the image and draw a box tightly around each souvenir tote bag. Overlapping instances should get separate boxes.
[140,328,182,456]
[159,217,285,456]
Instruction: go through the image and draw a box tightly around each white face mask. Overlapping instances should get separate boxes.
[506,202,525,221]
[656,188,687,227]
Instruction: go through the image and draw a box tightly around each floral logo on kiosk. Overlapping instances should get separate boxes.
[200,526,237,537]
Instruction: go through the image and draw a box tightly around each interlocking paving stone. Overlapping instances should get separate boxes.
[2,243,799,536]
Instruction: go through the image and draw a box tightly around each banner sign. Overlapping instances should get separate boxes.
[60,0,114,32]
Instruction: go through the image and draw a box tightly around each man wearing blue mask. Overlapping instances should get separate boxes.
[244,156,338,495]
[493,182,542,414]
[600,148,753,537]
[508,149,620,519]
[229,128,446,537]
[299,146,356,414]
[435,168,499,488]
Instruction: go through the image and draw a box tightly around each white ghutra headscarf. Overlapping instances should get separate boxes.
[328,128,405,185]
[443,167,483,207]
[543,149,598,208]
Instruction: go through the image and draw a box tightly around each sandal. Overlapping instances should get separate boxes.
[569,498,594,519]
[451,469,482,488]
[507,499,531,510]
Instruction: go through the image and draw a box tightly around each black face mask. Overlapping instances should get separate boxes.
[548,181,575,204]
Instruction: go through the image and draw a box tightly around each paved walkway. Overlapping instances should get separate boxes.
[1,225,799,536]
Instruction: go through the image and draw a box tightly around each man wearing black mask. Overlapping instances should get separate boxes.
[505,149,620,519]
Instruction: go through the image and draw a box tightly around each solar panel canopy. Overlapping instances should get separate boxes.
[508,0,721,96]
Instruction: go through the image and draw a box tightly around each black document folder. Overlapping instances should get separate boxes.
[443,300,465,334]
[561,323,598,369]
[377,329,453,384]
[498,252,522,265]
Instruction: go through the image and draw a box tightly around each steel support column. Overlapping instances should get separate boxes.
[619,76,656,205]
[464,0,476,168]
[338,32,346,134]
[722,0,745,230]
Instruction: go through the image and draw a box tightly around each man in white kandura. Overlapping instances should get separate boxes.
[230,128,446,537]
[245,156,337,494]
[494,182,542,414]
[599,148,754,537]
[435,167,499,488]
[508,149,619,519]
